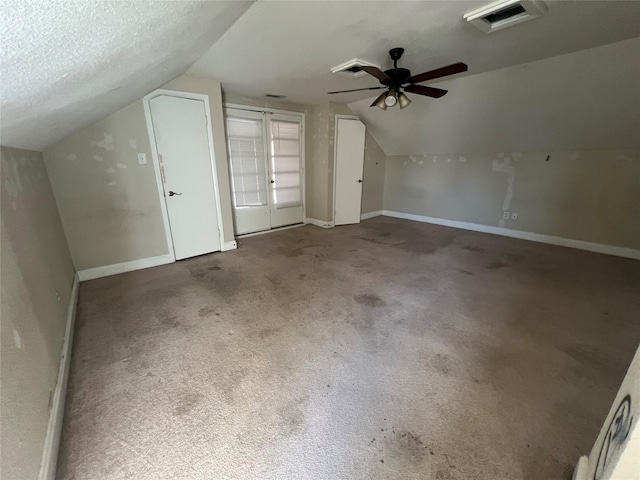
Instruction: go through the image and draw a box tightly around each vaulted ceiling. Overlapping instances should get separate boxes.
[2,1,639,152]
[188,1,640,106]
[1,1,253,150]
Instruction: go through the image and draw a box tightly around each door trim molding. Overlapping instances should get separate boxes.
[143,89,226,258]
[305,217,335,229]
[333,114,363,225]
[77,254,175,281]
[222,240,238,251]
[223,102,305,117]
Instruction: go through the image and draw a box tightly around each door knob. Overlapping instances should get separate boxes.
[357,179,363,183]
[168,191,182,196]
[270,180,275,184]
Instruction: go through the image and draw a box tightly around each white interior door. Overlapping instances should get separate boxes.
[334,117,366,225]
[225,109,271,235]
[268,114,304,228]
[150,95,221,260]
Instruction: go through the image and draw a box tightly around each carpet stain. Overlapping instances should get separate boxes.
[198,306,215,317]
[354,294,386,307]
[160,314,181,329]
[457,269,475,276]
[394,234,455,255]
[173,391,204,416]
[463,246,486,254]
[390,430,430,466]
[298,273,307,280]
[431,353,454,376]
[282,247,304,257]
[258,327,281,339]
[207,266,222,271]
[188,267,208,278]
[278,395,309,436]
[200,270,241,299]
[486,261,509,270]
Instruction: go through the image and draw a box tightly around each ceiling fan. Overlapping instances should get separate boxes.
[328,48,468,110]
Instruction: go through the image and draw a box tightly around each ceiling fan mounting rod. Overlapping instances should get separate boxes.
[389,47,404,69]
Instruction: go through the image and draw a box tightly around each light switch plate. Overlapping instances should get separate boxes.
[137,153,147,165]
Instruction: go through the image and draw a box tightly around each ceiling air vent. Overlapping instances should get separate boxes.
[464,0,547,34]
[331,59,380,78]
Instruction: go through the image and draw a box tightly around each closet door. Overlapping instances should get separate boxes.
[334,117,366,225]
[225,109,271,235]
[268,114,304,229]
[149,95,222,259]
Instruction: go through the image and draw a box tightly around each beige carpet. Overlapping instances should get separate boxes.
[57,217,640,480]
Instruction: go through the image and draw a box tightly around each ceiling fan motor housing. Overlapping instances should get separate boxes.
[383,68,412,89]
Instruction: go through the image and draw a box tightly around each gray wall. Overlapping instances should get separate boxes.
[385,150,640,249]
[375,39,640,249]
[44,100,168,270]
[1,147,75,480]
[361,132,386,214]
[305,103,331,221]
[43,75,234,271]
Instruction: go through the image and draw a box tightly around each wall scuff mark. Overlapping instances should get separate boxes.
[91,133,115,151]
[492,156,515,227]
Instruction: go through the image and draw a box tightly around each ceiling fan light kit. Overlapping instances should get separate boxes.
[398,92,411,109]
[384,89,398,107]
[328,47,467,111]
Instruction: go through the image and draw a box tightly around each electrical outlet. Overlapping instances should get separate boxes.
[511,212,518,220]
[137,153,147,165]
[503,211,510,220]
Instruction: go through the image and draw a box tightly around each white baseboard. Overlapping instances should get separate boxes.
[382,210,640,260]
[38,273,79,480]
[305,218,334,229]
[77,254,175,281]
[222,240,237,251]
[361,210,383,220]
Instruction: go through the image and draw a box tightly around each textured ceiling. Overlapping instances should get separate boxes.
[0,0,253,150]
[188,1,640,106]
[3,1,639,153]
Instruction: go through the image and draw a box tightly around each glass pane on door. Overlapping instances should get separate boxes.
[270,119,302,209]
[226,116,268,207]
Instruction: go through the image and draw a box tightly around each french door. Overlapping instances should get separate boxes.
[225,108,304,235]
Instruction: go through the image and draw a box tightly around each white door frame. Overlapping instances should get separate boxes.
[332,114,363,224]
[143,89,226,260]
[222,103,306,226]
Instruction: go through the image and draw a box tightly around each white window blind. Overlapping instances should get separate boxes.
[226,116,267,207]
[270,120,302,208]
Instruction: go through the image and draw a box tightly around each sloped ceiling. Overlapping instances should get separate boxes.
[350,37,640,155]
[188,1,640,106]
[3,1,639,154]
[0,0,253,151]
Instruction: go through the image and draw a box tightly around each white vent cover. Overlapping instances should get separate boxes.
[464,0,547,34]
[331,58,380,78]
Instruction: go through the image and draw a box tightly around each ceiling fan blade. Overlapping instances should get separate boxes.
[404,84,448,98]
[360,66,391,82]
[328,86,385,94]
[370,91,387,108]
[407,62,468,84]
